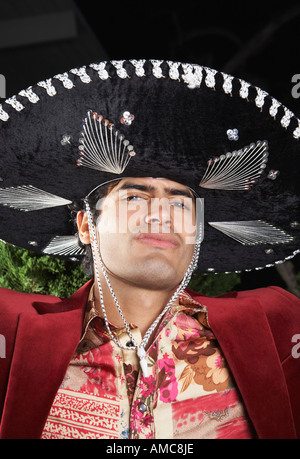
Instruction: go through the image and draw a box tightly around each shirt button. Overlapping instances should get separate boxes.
[138,402,147,413]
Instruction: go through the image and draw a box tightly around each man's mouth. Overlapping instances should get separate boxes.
[135,233,179,248]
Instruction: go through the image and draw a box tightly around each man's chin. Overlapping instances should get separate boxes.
[124,255,184,290]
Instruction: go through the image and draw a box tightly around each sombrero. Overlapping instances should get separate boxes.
[0,59,299,274]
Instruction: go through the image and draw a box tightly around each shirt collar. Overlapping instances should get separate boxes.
[76,284,208,354]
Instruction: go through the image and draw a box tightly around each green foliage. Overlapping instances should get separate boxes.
[0,240,241,298]
[0,241,89,297]
[188,271,241,296]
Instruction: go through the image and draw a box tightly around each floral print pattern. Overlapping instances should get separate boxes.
[157,358,178,403]
[173,312,230,394]
[43,289,253,439]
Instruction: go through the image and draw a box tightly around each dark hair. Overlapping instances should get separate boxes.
[69,180,121,278]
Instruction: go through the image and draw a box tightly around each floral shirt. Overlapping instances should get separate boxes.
[42,287,254,439]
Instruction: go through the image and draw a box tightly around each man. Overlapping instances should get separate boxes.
[0,59,299,439]
[77,176,200,336]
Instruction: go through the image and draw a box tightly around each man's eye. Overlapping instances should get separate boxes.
[126,195,144,201]
[170,201,189,210]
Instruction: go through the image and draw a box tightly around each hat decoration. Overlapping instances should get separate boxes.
[0,185,72,211]
[208,220,294,246]
[199,140,269,190]
[77,110,136,173]
[0,59,299,274]
[42,235,84,257]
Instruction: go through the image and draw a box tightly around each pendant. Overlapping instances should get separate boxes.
[137,346,148,377]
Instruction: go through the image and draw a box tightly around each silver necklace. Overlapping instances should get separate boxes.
[85,200,201,377]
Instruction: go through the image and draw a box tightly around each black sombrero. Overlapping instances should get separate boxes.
[0,59,299,274]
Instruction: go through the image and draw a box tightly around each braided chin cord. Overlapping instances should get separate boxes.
[84,199,201,377]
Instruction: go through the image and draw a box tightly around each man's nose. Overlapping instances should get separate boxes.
[144,198,171,225]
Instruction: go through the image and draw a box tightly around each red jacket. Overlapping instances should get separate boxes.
[0,279,299,439]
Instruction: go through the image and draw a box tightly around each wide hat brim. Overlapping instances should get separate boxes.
[0,59,299,274]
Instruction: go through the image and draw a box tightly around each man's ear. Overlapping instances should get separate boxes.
[77,211,91,244]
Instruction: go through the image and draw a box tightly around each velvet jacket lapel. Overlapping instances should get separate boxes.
[191,292,296,439]
[0,280,92,439]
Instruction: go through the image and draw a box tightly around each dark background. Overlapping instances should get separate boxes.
[0,0,299,293]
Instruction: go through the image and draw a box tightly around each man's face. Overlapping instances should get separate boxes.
[93,177,200,291]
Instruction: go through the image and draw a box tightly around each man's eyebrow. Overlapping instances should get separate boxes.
[167,188,195,199]
[116,182,194,199]
[117,183,155,193]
